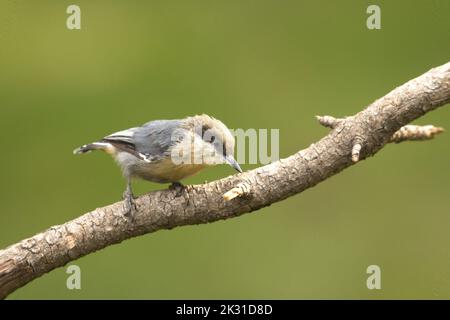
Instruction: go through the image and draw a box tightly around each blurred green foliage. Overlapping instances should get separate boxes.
[0,0,449,299]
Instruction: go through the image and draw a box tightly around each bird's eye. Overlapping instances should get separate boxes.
[209,136,215,143]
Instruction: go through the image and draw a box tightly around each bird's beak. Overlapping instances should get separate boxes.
[225,155,242,173]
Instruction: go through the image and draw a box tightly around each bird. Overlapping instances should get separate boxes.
[73,114,242,214]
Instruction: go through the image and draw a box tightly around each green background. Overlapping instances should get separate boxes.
[0,0,449,299]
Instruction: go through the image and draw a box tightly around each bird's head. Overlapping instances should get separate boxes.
[174,114,242,172]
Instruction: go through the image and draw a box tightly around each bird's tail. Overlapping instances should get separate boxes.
[73,142,112,155]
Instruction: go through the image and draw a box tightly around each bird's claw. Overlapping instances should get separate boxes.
[169,182,185,197]
[122,190,136,216]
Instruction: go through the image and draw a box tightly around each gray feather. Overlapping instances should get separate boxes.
[102,120,183,162]
[133,120,182,158]
[103,128,138,144]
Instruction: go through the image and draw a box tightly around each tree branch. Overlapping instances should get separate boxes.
[1,62,449,299]
[389,124,444,143]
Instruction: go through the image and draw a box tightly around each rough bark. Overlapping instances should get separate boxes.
[1,62,449,299]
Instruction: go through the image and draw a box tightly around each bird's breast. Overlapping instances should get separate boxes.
[131,158,207,183]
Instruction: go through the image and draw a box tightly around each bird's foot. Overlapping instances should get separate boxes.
[122,190,136,216]
[169,182,185,197]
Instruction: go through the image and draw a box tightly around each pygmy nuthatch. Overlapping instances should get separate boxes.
[74,114,242,213]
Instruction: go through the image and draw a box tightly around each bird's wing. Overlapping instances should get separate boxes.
[102,120,183,163]
[133,120,183,161]
[101,127,150,161]
[103,127,138,144]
